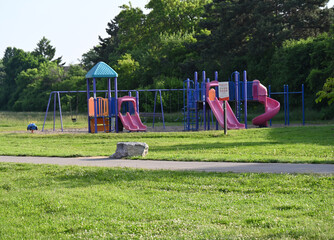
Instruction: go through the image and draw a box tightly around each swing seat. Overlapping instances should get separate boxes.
[68,94,79,123]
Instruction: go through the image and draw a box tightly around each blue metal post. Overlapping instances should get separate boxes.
[186,79,190,130]
[159,90,165,129]
[53,92,56,131]
[287,85,289,125]
[201,81,205,127]
[93,78,98,133]
[234,71,240,121]
[87,79,91,133]
[302,84,305,125]
[42,92,52,132]
[57,92,63,132]
[153,90,157,128]
[207,78,210,130]
[108,78,112,132]
[183,80,187,131]
[115,77,118,133]
[284,85,287,125]
[215,71,219,130]
[194,72,199,131]
[136,91,139,113]
[203,71,206,130]
[128,91,132,113]
[243,70,247,129]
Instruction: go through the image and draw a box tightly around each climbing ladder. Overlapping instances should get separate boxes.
[184,80,200,131]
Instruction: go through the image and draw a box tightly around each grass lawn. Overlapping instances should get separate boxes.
[0,125,333,163]
[0,163,333,239]
[0,112,333,239]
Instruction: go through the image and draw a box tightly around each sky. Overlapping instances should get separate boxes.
[0,0,149,65]
[0,0,333,65]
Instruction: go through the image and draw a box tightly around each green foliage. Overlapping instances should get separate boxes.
[115,53,140,89]
[0,47,40,109]
[195,0,333,79]
[80,48,100,70]
[2,47,39,84]
[0,60,6,105]
[12,62,66,111]
[146,0,209,36]
[115,4,147,54]
[32,36,56,61]
[316,77,334,105]
[268,32,334,118]
[0,46,86,111]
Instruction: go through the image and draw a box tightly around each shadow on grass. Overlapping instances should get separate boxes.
[34,164,334,190]
[151,141,280,152]
[265,125,334,146]
[50,166,247,189]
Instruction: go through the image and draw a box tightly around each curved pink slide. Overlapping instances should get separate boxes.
[118,96,147,131]
[207,97,245,130]
[252,80,280,127]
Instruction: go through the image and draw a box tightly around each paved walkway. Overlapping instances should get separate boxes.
[1,156,334,174]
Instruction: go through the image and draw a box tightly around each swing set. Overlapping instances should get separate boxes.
[42,62,184,132]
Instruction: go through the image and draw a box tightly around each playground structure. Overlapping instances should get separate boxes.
[42,62,304,133]
[85,62,147,133]
[42,62,148,133]
[183,71,282,130]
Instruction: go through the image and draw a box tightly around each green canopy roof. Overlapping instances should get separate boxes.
[85,61,118,78]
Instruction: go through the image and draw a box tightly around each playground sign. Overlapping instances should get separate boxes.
[218,82,229,101]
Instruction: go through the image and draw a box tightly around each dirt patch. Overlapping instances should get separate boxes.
[8,122,311,135]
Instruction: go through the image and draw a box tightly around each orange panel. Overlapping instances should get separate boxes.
[89,97,109,117]
[90,118,110,133]
[208,88,216,101]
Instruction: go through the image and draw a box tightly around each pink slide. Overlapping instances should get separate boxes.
[252,80,280,127]
[128,112,147,131]
[118,96,147,132]
[207,97,245,130]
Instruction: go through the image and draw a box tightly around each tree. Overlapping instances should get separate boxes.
[115,53,140,89]
[81,48,100,70]
[84,4,146,67]
[1,47,37,109]
[3,48,39,82]
[115,4,147,54]
[33,37,63,64]
[0,60,5,86]
[83,0,209,88]
[0,60,6,106]
[146,0,209,36]
[316,78,334,105]
[33,37,56,61]
[94,19,120,64]
[195,0,333,79]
